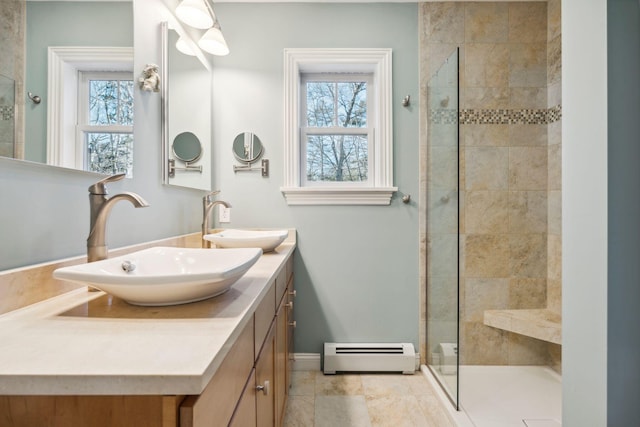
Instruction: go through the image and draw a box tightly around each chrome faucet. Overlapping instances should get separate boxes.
[87,173,149,263]
[202,191,230,248]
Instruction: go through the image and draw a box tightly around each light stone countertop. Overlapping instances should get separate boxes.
[0,238,295,396]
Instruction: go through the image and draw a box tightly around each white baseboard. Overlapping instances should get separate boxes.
[292,353,321,371]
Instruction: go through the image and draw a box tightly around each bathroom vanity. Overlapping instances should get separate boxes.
[0,232,296,427]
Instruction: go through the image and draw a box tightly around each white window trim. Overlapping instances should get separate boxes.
[281,48,397,205]
[46,46,133,170]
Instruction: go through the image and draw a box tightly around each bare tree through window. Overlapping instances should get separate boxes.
[304,79,369,182]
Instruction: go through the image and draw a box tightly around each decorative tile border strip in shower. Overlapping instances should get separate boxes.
[430,105,562,125]
[0,106,15,121]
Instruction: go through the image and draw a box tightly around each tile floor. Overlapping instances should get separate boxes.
[283,371,455,427]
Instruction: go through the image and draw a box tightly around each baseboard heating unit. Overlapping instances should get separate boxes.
[323,343,416,375]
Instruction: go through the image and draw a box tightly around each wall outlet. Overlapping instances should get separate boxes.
[219,207,231,223]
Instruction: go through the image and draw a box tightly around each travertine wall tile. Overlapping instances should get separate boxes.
[464,123,509,147]
[510,234,547,278]
[547,234,562,282]
[508,333,550,365]
[464,278,509,322]
[428,234,459,278]
[465,43,509,88]
[547,0,561,41]
[466,146,509,190]
[465,2,508,43]
[548,190,562,236]
[547,35,562,85]
[547,342,562,374]
[508,2,547,43]
[509,43,547,88]
[509,278,547,309]
[427,276,458,322]
[547,82,562,107]
[466,190,509,234]
[421,2,465,44]
[509,124,548,146]
[464,87,510,109]
[510,87,548,109]
[428,146,458,192]
[547,279,562,315]
[465,234,510,277]
[462,322,509,364]
[509,191,548,234]
[509,146,548,190]
[428,190,458,234]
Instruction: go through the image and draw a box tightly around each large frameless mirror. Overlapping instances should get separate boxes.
[161,21,212,191]
[0,0,134,176]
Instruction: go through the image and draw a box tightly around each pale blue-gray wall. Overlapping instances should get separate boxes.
[210,3,420,353]
[25,1,133,163]
[607,0,640,424]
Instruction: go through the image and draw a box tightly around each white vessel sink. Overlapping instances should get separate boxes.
[204,229,288,252]
[53,247,262,306]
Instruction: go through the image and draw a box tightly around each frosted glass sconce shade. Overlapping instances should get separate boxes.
[176,37,197,56]
[175,0,213,29]
[198,24,230,56]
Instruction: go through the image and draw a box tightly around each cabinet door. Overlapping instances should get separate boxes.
[275,300,287,427]
[256,324,275,427]
[286,278,295,392]
[229,369,257,427]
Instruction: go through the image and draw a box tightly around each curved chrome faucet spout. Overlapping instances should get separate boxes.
[87,175,149,263]
[202,191,230,248]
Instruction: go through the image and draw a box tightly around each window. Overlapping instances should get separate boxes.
[302,74,371,185]
[282,48,396,205]
[46,46,134,174]
[78,71,134,176]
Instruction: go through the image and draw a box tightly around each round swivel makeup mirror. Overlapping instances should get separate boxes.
[172,131,202,164]
[232,132,263,164]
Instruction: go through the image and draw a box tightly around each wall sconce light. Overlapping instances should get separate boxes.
[175,0,213,29]
[175,37,197,56]
[175,0,230,56]
[198,21,230,56]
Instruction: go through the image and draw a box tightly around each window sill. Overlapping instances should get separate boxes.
[280,187,397,205]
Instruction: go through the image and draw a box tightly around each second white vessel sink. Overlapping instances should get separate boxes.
[204,229,288,252]
[53,246,262,306]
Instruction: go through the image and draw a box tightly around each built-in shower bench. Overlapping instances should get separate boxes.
[483,309,561,345]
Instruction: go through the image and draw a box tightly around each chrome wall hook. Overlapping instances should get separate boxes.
[28,92,41,104]
[402,95,410,107]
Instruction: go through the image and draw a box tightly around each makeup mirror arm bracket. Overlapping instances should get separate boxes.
[233,158,269,177]
[168,159,203,178]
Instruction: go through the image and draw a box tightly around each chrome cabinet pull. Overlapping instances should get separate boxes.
[256,380,270,395]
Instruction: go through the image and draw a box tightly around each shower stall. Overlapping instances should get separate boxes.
[422,3,563,425]
[424,45,562,427]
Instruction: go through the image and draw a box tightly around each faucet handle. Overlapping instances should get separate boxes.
[204,190,221,203]
[89,173,126,195]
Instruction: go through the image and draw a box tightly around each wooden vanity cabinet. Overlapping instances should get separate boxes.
[0,254,295,427]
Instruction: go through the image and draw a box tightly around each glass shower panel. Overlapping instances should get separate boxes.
[0,74,16,158]
[426,48,459,408]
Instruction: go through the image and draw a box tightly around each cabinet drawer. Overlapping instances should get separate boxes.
[254,280,276,360]
[180,320,254,427]
[285,256,293,286]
